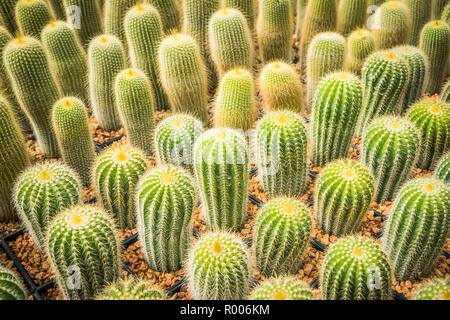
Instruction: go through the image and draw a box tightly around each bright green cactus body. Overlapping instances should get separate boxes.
[321,236,392,300]
[104,0,137,47]
[214,68,254,131]
[415,278,450,300]
[0,266,26,300]
[194,128,249,231]
[15,0,54,38]
[315,160,375,236]
[223,0,255,30]
[94,145,148,229]
[249,277,314,300]
[115,68,156,157]
[406,99,450,170]
[442,81,450,103]
[345,29,375,75]
[97,280,167,300]
[41,21,89,104]
[4,36,61,157]
[14,163,81,249]
[257,0,293,63]
[0,1,18,34]
[146,0,181,34]
[52,97,95,187]
[46,205,121,300]
[362,116,420,202]
[137,165,197,272]
[187,232,250,300]
[158,33,208,123]
[432,0,449,19]
[256,111,308,198]
[254,198,312,277]
[209,8,254,77]
[382,177,449,281]
[311,72,362,167]
[337,0,368,36]
[88,34,126,131]
[436,153,450,184]
[402,0,432,45]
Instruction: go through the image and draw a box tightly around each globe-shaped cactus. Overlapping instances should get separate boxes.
[345,29,376,75]
[414,278,450,300]
[0,265,27,300]
[435,153,450,184]
[97,280,167,300]
[248,277,314,300]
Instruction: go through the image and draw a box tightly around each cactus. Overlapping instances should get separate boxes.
[442,80,450,103]
[0,1,18,34]
[46,205,121,300]
[124,3,170,111]
[0,97,30,222]
[311,72,363,167]
[254,198,312,277]
[344,29,375,75]
[432,0,449,19]
[382,177,449,281]
[158,32,208,123]
[420,20,450,95]
[41,21,89,104]
[223,0,255,30]
[52,97,95,187]
[15,0,54,38]
[355,50,410,136]
[362,116,420,202]
[214,68,254,131]
[436,153,450,184]
[256,0,293,63]
[88,34,126,131]
[415,278,450,300]
[104,0,137,47]
[306,32,346,112]
[256,111,308,198]
[4,36,61,157]
[14,162,81,249]
[94,145,148,229]
[249,277,314,300]
[97,280,167,300]
[47,0,66,19]
[209,8,254,77]
[442,3,450,23]
[321,236,392,300]
[114,68,156,157]
[402,0,432,45]
[193,128,249,231]
[0,265,26,300]
[137,165,197,272]
[186,232,250,300]
[259,61,304,114]
[406,99,450,170]
[146,0,182,34]
[337,0,368,36]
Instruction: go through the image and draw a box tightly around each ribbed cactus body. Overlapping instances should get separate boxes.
[249,277,314,300]
[337,0,368,36]
[104,0,137,46]
[402,0,432,45]
[187,232,250,300]
[0,1,18,34]
[321,237,392,300]
[14,163,81,249]
[223,0,255,30]
[47,0,66,19]
[254,198,312,277]
[88,34,126,131]
[94,145,148,229]
[415,278,450,300]
[146,0,181,34]
[382,177,449,281]
[432,0,449,19]
[98,280,167,300]
[46,205,121,300]
[15,0,54,38]
[443,3,450,23]
[194,128,249,231]
[442,81,450,103]
[344,29,375,75]
[436,153,450,184]
[137,165,197,272]
[0,266,26,300]
[311,72,362,167]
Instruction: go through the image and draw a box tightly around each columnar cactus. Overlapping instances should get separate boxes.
[362,116,420,202]
[114,68,156,157]
[158,32,208,123]
[259,61,304,114]
[406,99,450,170]
[311,72,363,166]
[47,0,66,19]
[432,0,449,19]
[295,0,307,42]
[214,68,254,131]
[442,3,450,23]
[15,0,54,38]
[46,205,121,300]
[94,145,148,229]
[315,160,375,236]
[223,0,255,30]
[104,0,137,47]
[137,165,197,272]
[442,80,450,103]
[193,128,249,231]
[402,0,432,45]
[382,177,449,281]
[14,163,81,249]
[257,0,293,63]
[97,280,167,300]
[249,277,314,300]
[415,278,450,300]
[254,198,312,277]
[337,0,368,36]
[436,153,450,184]
[321,237,392,300]
[344,29,375,75]
[0,1,18,33]
[0,266,26,300]
[186,232,250,300]
[88,34,126,131]
[146,0,181,34]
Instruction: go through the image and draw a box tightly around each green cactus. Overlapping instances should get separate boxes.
[104,0,137,47]
[382,177,449,281]
[186,232,250,300]
[124,3,170,111]
[158,32,208,123]
[97,280,167,300]
[223,0,255,30]
[146,0,182,34]
[321,236,392,300]
[15,0,54,38]
[402,0,432,45]
[248,277,314,300]
[47,0,66,19]
[436,153,450,184]
[442,3,450,23]
[4,36,61,157]
[311,72,363,167]
[254,198,312,277]
[88,34,126,131]
[368,0,387,6]
[52,97,95,187]
[0,265,27,300]
[14,162,81,249]
[415,278,450,300]
[432,0,449,19]
[337,0,368,36]
[0,1,18,34]
[94,145,148,229]
[46,205,121,300]
[193,128,249,231]
[344,29,375,75]
[137,165,197,272]
[256,111,308,198]
[442,80,450,103]
[406,99,449,170]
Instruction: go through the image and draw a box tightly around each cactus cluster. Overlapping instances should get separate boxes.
[0,265,27,300]
[249,277,314,300]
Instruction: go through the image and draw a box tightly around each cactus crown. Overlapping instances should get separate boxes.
[98,280,167,300]
[249,277,314,300]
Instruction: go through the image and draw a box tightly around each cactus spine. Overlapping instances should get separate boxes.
[0,266,26,300]
[223,0,255,30]
[146,0,182,34]
[337,0,368,36]
[402,0,432,45]
[97,280,167,300]
[436,153,450,184]
[15,0,54,38]
[104,0,137,47]
[344,29,375,75]
[415,278,450,300]
[249,277,314,300]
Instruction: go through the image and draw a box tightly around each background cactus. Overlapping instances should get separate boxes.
[0,265,27,300]
[249,277,314,300]
[402,0,432,45]
[15,0,54,38]
[0,1,18,34]
[223,0,255,30]
[432,0,449,19]
[435,153,450,184]
[47,0,66,20]
[382,177,449,281]
[414,278,450,300]
[104,0,137,47]
[442,3,450,23]
[146,0,181,34]
[344,29,376,75]
[97,280,167,300]
[337,0,368,36]
[442,80,450,103]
